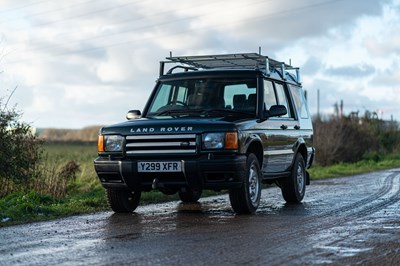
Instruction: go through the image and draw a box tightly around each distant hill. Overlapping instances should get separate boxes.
[38,126,103,142]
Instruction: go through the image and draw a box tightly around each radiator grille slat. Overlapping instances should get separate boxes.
[125,134,197,155]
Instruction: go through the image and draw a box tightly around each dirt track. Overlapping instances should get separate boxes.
[1,169,400,265]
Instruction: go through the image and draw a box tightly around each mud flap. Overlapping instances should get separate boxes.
[306,171,310,185]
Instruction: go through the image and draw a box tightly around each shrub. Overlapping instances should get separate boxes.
[0,101,43,196]
[0,99,81,198]
[313,113,399,166]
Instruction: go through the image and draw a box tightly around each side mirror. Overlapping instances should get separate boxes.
[126,110,141,120]
[268,105,287,117]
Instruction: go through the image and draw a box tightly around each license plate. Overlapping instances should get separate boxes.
[137,161,182,172]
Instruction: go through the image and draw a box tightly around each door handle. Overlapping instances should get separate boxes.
[280,124,288,130]
[294,125,300,130]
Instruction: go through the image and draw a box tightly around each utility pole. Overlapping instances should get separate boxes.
[317,89,320,119]
[340,100,343,118]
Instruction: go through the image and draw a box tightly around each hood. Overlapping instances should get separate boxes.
[100,117,245,135]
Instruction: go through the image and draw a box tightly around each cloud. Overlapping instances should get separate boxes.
[1,0,400,127]
[325,65,375,78]
[362,4,400,57]
[301,56,325,76]
[370,64,400,87]
[221,0,384,45]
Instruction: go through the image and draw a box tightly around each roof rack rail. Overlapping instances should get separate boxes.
[159,53,300,84]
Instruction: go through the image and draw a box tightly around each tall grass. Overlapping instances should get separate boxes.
[41,142,100,194]
[0,142,91,198]
[0,142,107,226]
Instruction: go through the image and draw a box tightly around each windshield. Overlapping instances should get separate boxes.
[146,77,257,118]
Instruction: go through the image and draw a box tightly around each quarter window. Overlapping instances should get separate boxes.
[264,80,277,110]
[274,83,291,118]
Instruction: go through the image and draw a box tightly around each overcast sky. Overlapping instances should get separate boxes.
[0,0,399,128]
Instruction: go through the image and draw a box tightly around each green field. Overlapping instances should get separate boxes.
[0,142,399,227]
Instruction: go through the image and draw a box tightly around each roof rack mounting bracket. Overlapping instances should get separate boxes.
[296,68,301,83]
[265,58,270,77]
[159,61,165,77]
[281,63,286,80]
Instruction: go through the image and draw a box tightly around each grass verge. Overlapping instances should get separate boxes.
[309,153,400,179]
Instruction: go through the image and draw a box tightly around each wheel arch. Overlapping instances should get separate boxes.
[245,137,263,165]
[291,140,310,186]
[297,143,308,163]
[291,138,308,168]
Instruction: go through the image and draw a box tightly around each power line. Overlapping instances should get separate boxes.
[0,0,140,26]
[5,0,346,48]
[5,0,347,64]
[3,0,233,48]
[0,0,53,14]
[7,0,271,52]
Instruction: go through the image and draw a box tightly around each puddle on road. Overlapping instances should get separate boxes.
[316,245,373,258]
[100,196,239,240]
[382,225,400,230]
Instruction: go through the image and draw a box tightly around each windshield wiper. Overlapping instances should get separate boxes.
[202,109,255,117]
[154,108,254,117]
[155,109,206,117]
[156,109,188,116]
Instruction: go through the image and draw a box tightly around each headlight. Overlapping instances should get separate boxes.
[202,132,238,150]
[99,135,124,152]
[202,133,224,149]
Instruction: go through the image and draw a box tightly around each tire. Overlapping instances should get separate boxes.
[281,153,306,203]
[178,187,202,202]
[229,153,261,214]
[105,188,141,213]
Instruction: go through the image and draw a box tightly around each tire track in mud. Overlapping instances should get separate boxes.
[315,171,400,219]
[273,170,400,265]
[260,171,400,264]
[257,171,400,247]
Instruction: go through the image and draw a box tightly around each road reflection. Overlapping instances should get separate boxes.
[102,194,312,245]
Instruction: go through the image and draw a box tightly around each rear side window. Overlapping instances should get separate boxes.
[263,79,294,118]
[274,83,292,118]
[289,85,309,119]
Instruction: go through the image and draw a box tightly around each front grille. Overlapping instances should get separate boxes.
[125,134,197,155]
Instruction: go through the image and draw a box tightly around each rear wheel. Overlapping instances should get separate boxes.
[105,189,141,213]
[281,153,306,203]
[229,153,261,214]
[178,187,202,202]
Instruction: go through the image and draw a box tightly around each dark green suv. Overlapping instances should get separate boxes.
[94,53,315,214]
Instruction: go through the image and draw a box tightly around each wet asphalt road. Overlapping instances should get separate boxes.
[1,169,400,265]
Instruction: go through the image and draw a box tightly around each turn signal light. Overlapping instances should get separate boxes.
[225,132,238,150]
[98,135,104,152]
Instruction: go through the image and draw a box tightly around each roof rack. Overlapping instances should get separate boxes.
[159,53,301,84]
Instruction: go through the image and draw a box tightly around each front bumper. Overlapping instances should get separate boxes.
[94,154,247,191]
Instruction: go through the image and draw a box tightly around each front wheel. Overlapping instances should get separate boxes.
[106,189,141,213]
[229,153,261,214]
[281,153,306,203]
